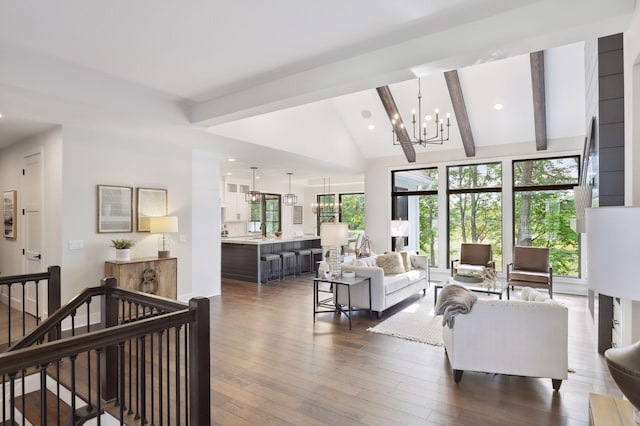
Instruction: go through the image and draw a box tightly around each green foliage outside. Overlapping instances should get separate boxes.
[340,193,365,231]
[418,195,438,266]
[448,163,503,269]
[514,157,579,276]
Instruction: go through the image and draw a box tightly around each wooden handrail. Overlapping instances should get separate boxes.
[10,282,188,351]
[0,271,51,285]
[0,309,193,375]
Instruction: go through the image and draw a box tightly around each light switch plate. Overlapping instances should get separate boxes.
[68,240,84,250]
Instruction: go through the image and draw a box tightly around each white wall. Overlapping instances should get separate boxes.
[0,126,63,277]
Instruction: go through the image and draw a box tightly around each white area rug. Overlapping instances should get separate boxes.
[367,293,444,346]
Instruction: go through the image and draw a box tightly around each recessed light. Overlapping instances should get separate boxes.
[227,158,236,162]
[226,172,232,176]
[0,113,3,119]
[368,124,375,130]
[494,103,503,110]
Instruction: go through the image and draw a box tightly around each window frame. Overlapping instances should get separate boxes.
[512,155,581,278]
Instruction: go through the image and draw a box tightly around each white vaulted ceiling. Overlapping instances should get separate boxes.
[0,0,634,181]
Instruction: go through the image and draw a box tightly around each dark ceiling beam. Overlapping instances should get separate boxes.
[376,86,416,163]
[444,70,475,157]
[530,50,547,151]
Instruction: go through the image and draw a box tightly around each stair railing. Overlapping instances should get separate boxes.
[0,265,61,348]
[1,276,210,425]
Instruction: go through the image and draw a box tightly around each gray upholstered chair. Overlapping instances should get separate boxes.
[450,243,494,277]
[507,246,553,298]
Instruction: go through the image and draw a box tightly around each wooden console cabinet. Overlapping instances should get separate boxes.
[105,257,177,299]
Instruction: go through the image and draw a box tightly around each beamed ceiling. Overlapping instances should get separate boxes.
[0,0,634,181]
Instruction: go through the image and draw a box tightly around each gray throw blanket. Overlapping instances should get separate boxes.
[435,284,478,328]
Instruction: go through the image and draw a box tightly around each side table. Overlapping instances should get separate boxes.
[313,275,371,330]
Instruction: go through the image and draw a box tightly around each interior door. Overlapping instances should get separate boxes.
[22,152,44,318]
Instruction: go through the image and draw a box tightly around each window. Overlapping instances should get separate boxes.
[248,194,281,234]
[339,193,365,231]
[316,193,337,234]
[513,156,580,277]
[391,168,438,266]
[448,162,502,270]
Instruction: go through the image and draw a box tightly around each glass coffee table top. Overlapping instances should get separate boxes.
[434,276,507,307]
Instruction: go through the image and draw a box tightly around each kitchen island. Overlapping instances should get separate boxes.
[221,235,321,283]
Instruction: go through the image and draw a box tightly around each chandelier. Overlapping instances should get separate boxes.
[311,178,341,214]
[391,78,451,146]
[245,167,261,204]
[283,172,297,206]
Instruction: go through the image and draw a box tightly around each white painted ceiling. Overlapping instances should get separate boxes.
[0,0,634,181]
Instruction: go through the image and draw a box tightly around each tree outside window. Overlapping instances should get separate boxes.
[448,162,503,270]
[339,193,365,231]
[513,156,579,277]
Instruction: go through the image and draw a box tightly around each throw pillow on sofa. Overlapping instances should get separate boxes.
[376,252,406,275]
[399,251,413,272]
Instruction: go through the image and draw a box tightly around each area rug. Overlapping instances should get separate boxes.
[367,294,443,346]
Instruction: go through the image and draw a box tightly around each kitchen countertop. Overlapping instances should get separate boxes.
[221,235,320,245]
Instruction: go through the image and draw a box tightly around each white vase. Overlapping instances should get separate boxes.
[115,248,131,262]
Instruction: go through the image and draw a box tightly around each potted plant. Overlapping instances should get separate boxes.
[111,239,135,261]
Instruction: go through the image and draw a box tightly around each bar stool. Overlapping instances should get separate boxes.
[260,253,281,283]
[279,251,296,279]
[294,249,312,275]
[310,247,323,274]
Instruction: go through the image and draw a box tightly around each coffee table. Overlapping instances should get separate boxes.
[434,276,507,307]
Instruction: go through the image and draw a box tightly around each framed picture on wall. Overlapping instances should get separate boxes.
[3,190,17,240]
[136,187,167,232]
[97,185,133,233]
[293,205,303,224]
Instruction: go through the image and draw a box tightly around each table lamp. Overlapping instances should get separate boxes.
[320,222,348,277]
[150,216,178,258]
[586,206,640,423]
[390,220,409,252]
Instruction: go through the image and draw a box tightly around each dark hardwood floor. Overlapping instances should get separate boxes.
[211,276,621,425]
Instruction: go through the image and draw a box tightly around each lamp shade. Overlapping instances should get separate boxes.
[586,206,640,300]
[320,222,349,246]
[149,216,179,234]
[390,220,409,237]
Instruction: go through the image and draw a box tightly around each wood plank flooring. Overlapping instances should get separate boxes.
[211,276,621,425]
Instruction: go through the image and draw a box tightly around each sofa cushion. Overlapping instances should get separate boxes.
[383,274,411,294]
[376,252,406,275]
[360,256,377,267]
[399,251,412,272]
[510,270,549,284]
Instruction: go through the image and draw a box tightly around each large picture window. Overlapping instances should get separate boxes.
[513,156,579,277]
[392,168,438,266]
[339,193,365,231]
[316,193,337,234]
[448,162,502,270]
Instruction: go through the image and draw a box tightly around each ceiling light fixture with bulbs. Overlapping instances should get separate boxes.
[283,172,297,206]
[390,78,452,146]
[311,177,341,214]
[245,166,261,204]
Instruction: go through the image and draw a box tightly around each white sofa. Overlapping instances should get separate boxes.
[442,287,568,390]
[337,253,430,318]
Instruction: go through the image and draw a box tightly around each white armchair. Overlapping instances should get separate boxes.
[442,290,568,390]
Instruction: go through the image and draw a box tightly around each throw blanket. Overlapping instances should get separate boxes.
[435,284,478,328]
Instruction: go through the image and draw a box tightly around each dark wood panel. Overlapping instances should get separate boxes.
[530,51,547,151]
[376,86,416,163]
[444,70,475,157]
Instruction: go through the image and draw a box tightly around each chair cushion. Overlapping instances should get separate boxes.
[376,252,406,275]
[460,243,492,266]
[510,270,549,284]
[457,264,485,275]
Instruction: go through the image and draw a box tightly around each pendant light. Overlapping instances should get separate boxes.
[283,172,297,206]
[245,167,261,203]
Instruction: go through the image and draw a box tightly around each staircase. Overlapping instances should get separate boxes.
[0,269,210,425]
